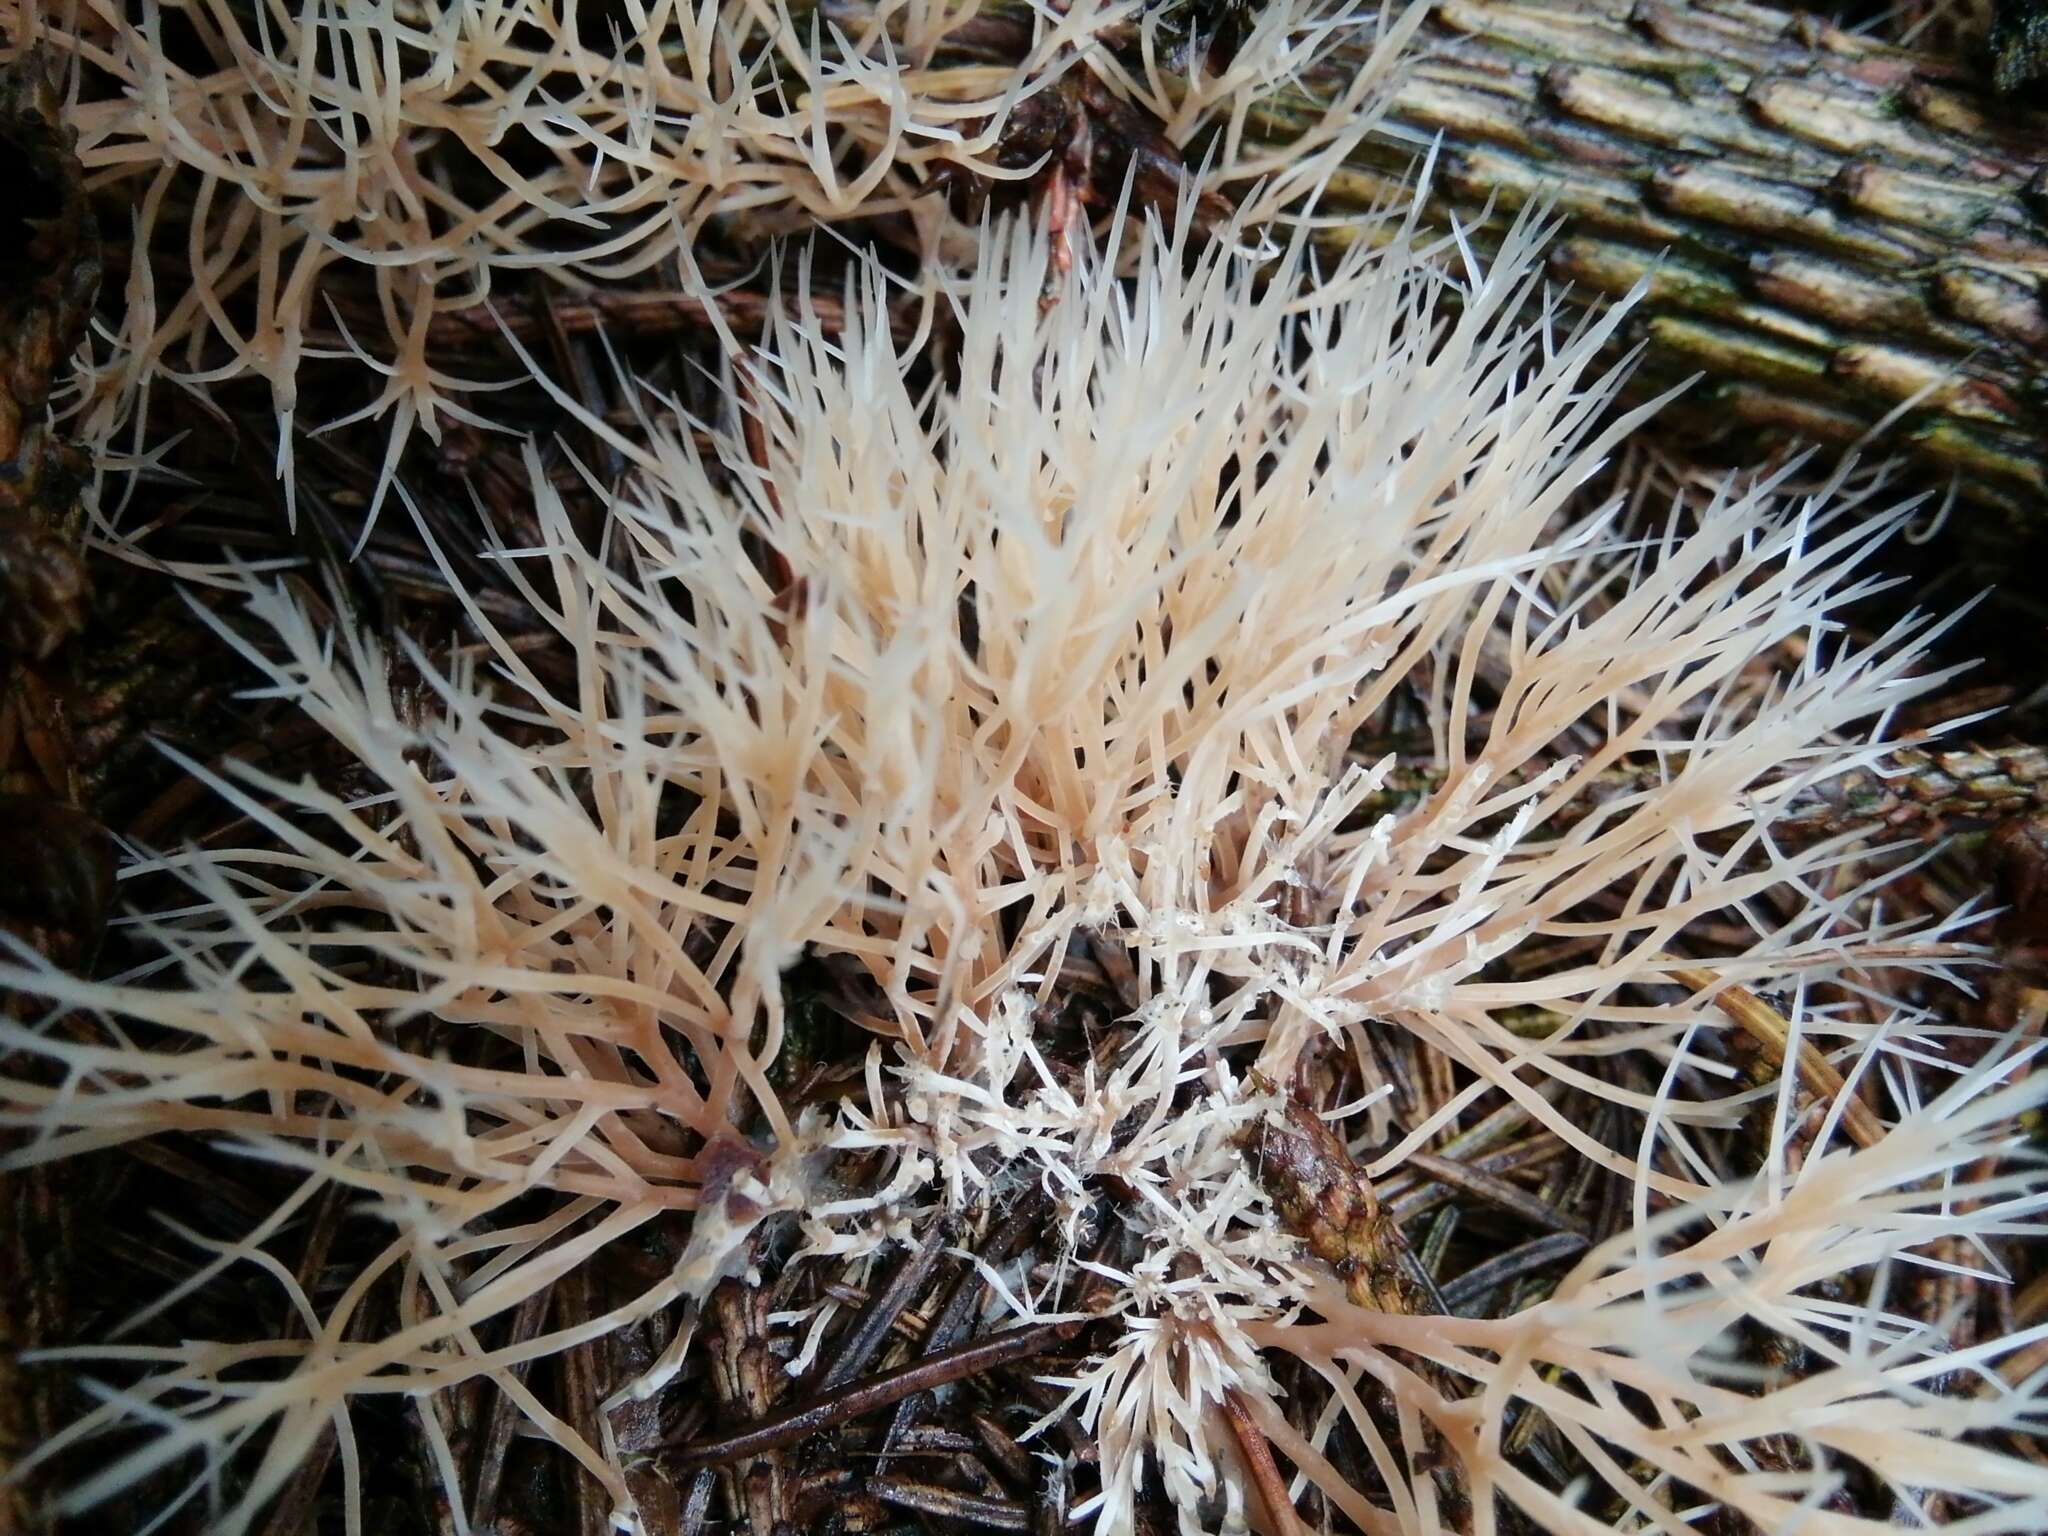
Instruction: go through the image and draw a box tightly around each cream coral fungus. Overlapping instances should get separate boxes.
[5,0,1407,531]
[3,184,2045,1535]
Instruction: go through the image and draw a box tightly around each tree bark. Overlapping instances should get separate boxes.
[1356,742,2048,842]
[1241,0,2048,522]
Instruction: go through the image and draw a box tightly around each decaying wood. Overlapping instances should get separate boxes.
[0,48,102,1536]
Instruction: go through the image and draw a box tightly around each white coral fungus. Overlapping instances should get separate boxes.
[9,0,1408,526]
[4,192,2045,1535]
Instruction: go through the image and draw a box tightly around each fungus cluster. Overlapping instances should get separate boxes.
[3,4,2045,1535]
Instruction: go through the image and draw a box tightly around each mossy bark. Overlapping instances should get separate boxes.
[1358,742,2048,841]
[1252,0,2048,524]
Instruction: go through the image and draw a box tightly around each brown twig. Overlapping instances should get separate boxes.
[1218,1387,1301,1536]
[1400,1149,1590,1238]
[808,1217,955,1394]
[668,1320,1079,1470]
[876,1187,1048,1463]
[971,1410,1037,1490]
[1666,965,1887,1149]
[466,1284,554,1534]
[1441,1232,1592,1316]
[865,1476,1033,1531]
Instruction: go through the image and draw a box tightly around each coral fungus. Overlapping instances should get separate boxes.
[4,0,2048,1515]
[2,63,2044,1534]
